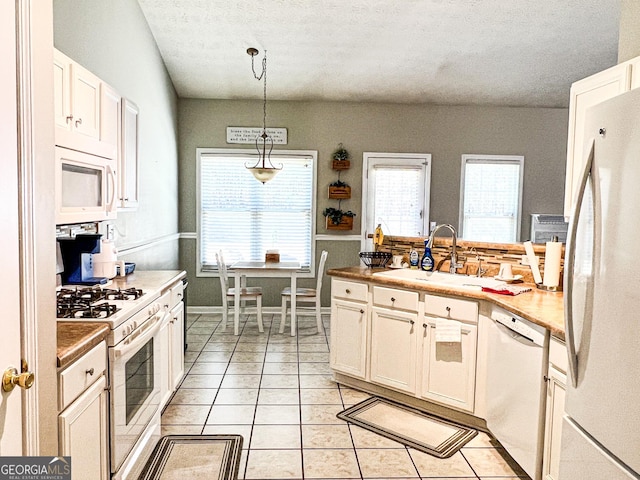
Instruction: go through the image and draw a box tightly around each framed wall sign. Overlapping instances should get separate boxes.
[226,127,288,144]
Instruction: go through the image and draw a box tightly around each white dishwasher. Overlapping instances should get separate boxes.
[486,306,549,480]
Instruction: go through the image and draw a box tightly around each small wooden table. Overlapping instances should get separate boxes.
[228,261,301,336]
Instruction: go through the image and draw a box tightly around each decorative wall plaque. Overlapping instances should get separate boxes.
[226,127,288,144]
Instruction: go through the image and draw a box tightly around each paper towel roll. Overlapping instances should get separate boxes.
[543,241,562,287]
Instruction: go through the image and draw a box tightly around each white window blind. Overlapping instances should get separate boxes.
[363,153,431,240]
[460,155,524,242]
[198,149,316,272]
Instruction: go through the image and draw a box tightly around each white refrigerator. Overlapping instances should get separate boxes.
[561,86,640,479]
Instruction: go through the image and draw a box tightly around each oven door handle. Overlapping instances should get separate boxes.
[114,311,163,360]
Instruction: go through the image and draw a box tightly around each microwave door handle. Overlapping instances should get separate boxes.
[114,312,162,360]
[564,137,594,388]
[106,164,116,213]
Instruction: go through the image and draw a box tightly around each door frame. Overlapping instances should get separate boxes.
[14,0,58,454]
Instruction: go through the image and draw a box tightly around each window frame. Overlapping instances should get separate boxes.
[361,152,432,251]
[458,154,524,242]
[196,147,318,278]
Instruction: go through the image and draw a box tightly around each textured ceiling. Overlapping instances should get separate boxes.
[137,0,620,107]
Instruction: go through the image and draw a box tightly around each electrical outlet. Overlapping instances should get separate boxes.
[521,254,539,266]
[98,221,116,240]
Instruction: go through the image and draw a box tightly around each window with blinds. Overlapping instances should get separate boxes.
[459,154,524,242]
[197,149,316,272]
[363,153,432,239]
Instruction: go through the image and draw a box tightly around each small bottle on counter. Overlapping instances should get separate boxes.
[421,239,434,271]
[373,224,384,246]
[409,249,419,269]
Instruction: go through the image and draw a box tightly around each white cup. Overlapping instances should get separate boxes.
[498,262,513,279]
[392,255,403,267]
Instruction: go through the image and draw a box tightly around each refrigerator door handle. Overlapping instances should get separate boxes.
[564,138,595,388]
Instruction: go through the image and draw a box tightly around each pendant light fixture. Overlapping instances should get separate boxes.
[245,47,282,183]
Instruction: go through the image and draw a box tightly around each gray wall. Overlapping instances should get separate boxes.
[618,0,640,62]
[53,0,180,269]
[179,99,568,307]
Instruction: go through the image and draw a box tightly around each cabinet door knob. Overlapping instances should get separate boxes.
[422,323,428,329]
[359,309,365,314]
[409,320,415,325]
[345,289,351,294]
[543,375,550,382]
[86,368,95,376]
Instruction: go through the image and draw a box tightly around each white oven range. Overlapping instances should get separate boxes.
[56,286,166,477]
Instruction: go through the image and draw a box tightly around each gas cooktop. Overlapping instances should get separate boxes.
[56,286,144,320]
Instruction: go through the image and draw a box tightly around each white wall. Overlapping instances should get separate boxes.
[53,0,180,269]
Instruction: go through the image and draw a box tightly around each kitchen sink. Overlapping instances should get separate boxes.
[373,268,505,290]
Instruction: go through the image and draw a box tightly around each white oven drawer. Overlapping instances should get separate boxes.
[424,294,478,323]
[58,341,107,411]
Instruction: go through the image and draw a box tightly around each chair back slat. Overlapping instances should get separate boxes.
[216,251,229,291]
[315,250,329,293]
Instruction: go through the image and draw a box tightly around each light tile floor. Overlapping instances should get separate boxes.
[161,312,529,480]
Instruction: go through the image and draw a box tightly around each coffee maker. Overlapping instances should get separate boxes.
[57,234,109,285]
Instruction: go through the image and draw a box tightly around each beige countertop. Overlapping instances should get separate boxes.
[328,266,565,340]
[56,270,186,368]
[57,322,110,369]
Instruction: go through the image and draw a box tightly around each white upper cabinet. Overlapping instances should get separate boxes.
[53,49,120,161]
[119,99,139,210]
[564,57,640,218]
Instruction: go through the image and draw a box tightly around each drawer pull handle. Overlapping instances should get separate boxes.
[75,117,83,127]
[65,114,73,123]
[345,289,351,294]
[410,320,415,325]
[359,309,365,314]
[390,297,396,302]
[423,323,428,329]
[445,306,451,312]
[86,368,95,376]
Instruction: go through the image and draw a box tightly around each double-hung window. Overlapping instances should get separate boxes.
[459,154,524,242]
[197,148,317,274]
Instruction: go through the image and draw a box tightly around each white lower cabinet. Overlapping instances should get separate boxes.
[419,319,477,413]
[330,279,480,415]
[159,282,185,401]
[542,337,567,480]
[370,306,418,394]
[169,300,185,390]
[58,342,109,480]
[330,297,368,379]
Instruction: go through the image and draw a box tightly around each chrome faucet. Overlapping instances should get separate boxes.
[427,224,463,274]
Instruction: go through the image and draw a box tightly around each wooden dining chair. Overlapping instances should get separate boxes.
[216,251,264,333]
[279,250,328,335]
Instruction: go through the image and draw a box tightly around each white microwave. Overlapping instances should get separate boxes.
[55,146,117,225]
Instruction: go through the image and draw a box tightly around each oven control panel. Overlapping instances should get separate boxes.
[112,293,162,345]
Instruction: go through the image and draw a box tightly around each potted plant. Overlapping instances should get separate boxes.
[323,207,356,230]
[328,179,351,199]
[332,143,351,170]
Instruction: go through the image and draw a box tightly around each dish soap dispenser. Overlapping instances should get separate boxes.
[421,238,434,271]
